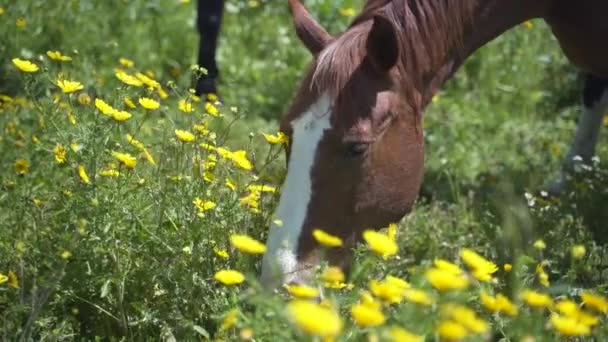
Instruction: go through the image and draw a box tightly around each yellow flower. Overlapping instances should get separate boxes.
[363,230,398,258]
[119,57,135,68]
[0,7,4,16]
[54,144,67,164]
[100,169,120,177]
[126,135,155,165]
[581,292,608,313]
[533,239,546,250]
[177,99,194,113]
[0,273,7,284]
[230,234,266,254]
[78,165,90,184]
[175,129,196,143]
[437,321,469,340]
[285,284,320,299]
[219,309,238,331]
[77,93,91,105]
[214,269,245,286]
[46,50,72,61]
[240,191,260,212]
[214,247,229,259]
[571,245,586,259]
[112,151,137,169]
[60,250,72,259]
[95,98,116,116]
[480,291,518,316]
[135,72,160,89]
[442,304,488,334]
[262,132,289,145]
[521,289,553,309]
[321,266,345,287]
[523,21,534,30]
[124,97,137,109]
[203,171,215,183]
[239,328,253,340]
[425,268,469,291]
[247,184,276,193]
[386,275,410,290]
[350,303,385,327]
[112,110,132,122]
[555,300,599,326]
[193,122,210,135]
[156,86,168,99]
[339,7,356,17]
[312,229,343,247]
[12,58,39,72]
[460,248,497,282]
[503,263,512,272]
[178,99,194,113]
[536,263,550,287]
[224,149,253,170]
[15,159,29,174]
[433,259,464,275]
[205,102,220,116]
[388,326,423,342]
[550,314,590,336]
[138,97,160,110]
[286,300,342,338]
[7,271,19,289]
[387,223,397,241]
[193,197,216,212]
[225,178,237,191]
[16,17,26,28]
[115,70,143,87]
[369,279,403,304]
[56,79,84,93]
[403,288,434,306]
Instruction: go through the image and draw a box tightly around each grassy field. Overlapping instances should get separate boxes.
[1,0,607,340]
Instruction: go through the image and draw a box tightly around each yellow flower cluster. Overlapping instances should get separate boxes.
[460,248,498,282]
[230,234,266,254]
[95,98,132,122]
[551,299,600,336]
[425,259,469,291]
[287,300,342,339]
[438,304,488,339]
[362,230,398,258]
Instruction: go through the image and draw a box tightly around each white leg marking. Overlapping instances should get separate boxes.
[548,90,607,194]
[261,94,332,288]
[565,91,608,165]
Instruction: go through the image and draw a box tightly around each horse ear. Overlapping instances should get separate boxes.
[288,0,332,54]
[366,15,399,71]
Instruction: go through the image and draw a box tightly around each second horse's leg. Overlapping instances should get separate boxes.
[195,0,224,96]
[548,73,608,194]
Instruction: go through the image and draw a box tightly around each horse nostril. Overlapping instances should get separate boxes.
[345,142,369,158]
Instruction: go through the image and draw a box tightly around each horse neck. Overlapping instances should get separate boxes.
[421,0,552,105]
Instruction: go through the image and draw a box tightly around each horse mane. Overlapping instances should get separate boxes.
[312,0,476,109]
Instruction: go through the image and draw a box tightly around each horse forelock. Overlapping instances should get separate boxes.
[309,0,476,108]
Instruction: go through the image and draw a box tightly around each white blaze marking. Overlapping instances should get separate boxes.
[261,94,332,288]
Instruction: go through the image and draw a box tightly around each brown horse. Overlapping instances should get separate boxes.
[260,0,608,288]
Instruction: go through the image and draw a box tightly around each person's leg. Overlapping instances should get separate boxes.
[196,0,224,95]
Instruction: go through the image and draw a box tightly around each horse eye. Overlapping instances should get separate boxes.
[344,142,370,158]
